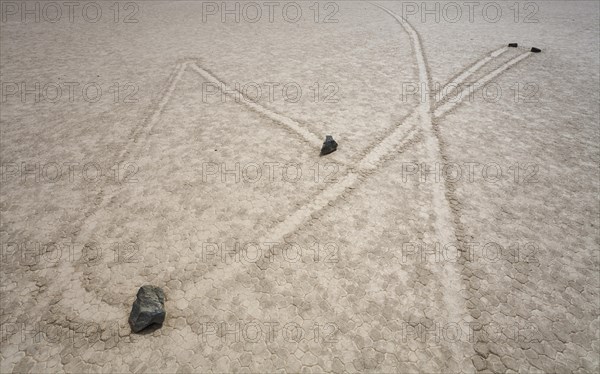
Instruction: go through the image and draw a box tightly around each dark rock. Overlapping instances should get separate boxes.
[531,47,541,53]
[129,285,166,333]
[508,43,518,47]
[320,135,338,156]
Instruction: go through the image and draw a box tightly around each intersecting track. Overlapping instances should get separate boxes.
[254,3,535,254]
[34,3,538,361]
[186,3,539,369]
[44,38,532,263]
[60,6,535,277]
[192,0,538,340]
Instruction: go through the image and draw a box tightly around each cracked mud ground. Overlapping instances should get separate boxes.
[1,1,599,373]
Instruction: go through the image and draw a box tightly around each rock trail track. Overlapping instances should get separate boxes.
[1,2,597,373]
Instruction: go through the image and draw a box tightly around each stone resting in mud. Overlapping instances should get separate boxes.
[320,135,338,156]
[129,285,166,333]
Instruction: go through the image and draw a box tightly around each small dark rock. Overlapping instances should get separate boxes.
[320,135,338,156]
[508,43,518,48]
[129,285,166,333]
[531,47,541,53]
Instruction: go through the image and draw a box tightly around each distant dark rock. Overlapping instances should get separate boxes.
[320,135,338,156]
[531,47,541,53]
[508,43,518,47]
[129,285,166,333]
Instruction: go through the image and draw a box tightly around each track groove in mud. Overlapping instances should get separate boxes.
[369,3,540,373]
[436,47,508,103]
[260,122,422,245]
[369,3,475,369]
[123,61,188,160]
[434,51,534,118]
[186,61,351,168]
[187,62,322,148]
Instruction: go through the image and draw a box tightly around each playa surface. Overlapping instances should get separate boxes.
[1,1,599,372]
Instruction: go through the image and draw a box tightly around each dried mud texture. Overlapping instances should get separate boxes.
[1,1,598,373]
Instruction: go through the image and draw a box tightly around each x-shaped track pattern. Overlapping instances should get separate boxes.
[0,3,542,372]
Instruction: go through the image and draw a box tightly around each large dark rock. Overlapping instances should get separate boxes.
[508,43,518,48]
[129,285,166,333]
[320,135,338,156]
[531,47,541,53]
